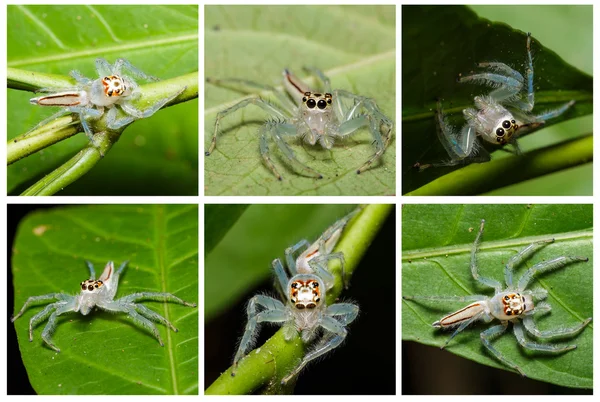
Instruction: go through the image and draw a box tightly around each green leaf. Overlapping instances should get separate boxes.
[204,5,395,196]
[205,204,392,394]
[402,204,592,388]
[402,5,593,195]
[7,5,199,195]
[11,205,199,395]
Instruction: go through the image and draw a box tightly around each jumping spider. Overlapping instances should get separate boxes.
[11,260,197,352]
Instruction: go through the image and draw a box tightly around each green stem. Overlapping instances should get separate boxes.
[205,204,392,395]
[406,134,593,196]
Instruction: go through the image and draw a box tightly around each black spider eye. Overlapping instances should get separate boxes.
[511,119,516,124]
[504,295,510,301]
[311,282,319,288]
[502,120,511,129]
[306,99,316,109]
[317,100,327,109]
[302,97,307,102]
[291,282,299,289]
[496,127,505,136]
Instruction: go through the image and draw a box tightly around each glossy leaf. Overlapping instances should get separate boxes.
[11,205,199,394]
[204,5,395,196]
[7,5,199,195]
[402,6,593,195]
[402,204,593,388]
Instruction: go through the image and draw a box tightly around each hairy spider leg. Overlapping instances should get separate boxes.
[231,294,288,376]
[534,100,576,122]
[504,239,554,287]
[98,299,166,345]
[480,324,526,376]
[39,301,77,352]
[438,309,486,349]
[281,305,358,384]
[517,255,589,291]
[95,58,159,82]
[285,239,311,275]
[470,220,504,292]
[119,292,197,307]
[11,293,64,322]
[106,86,186,129]
[335,89,393,174]
[259,121,324,179]
[206,97,288,156]
[207,76,296,114]
[513,321,577,353]
[522,315,592,340]
[85,260,97,279]
[273,258,291,294]
[302,66,333,93]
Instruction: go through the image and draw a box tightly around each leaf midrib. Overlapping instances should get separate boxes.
[403,229,592,260]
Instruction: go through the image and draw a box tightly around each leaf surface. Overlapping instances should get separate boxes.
[11,205,199,394]
[402,204,593,388]
[402,6,593,195]
[7,5,199,195]
[204,5,395,195]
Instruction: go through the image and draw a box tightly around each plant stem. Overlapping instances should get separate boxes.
[205,204,392,395]
[406,135,593,196]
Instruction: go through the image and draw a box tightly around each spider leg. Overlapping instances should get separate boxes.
[95,58,114,76]
[113,58,160,82]
[517,255,588,291]
[112,86,186,129]
[324,302,359,325]
[21,109,74,139]
[458,71,523,103]
[99,300,166,346]
[11,293,63,322]
[135,304,178,332]
[27,301,64,341]
[470,220,503,292]
[302,66,332,93]
[207,77,296,114]
[513,321,577,353]
[534,100,575,122]
[481,323,526,376]
[522,315,592,340]
[439,310,485,349]
[272,259,290,296]
[85,260,96,280]
[69,70,93,86]
[206,97,288,156]
[232,295,288,376]
[264,121,324,179]
[504,239,554,287]
[120,292,197,307]
[281,315,348,385]
[285,239,311,276]
[39,302,75,352]
[308,253,344,290]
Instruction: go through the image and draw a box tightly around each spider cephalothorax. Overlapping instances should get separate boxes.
[80,279,104,292]
[302,92,333,110]
[289,278,322,309]
[102,75,127,97]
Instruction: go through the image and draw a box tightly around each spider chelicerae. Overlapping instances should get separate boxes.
[418,32,575,170]
[205,67,393,179]
[403,219,591,376]
[11,260,197,352]
[23,58,185,151]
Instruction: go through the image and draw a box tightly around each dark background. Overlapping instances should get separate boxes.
[204,207,396,394]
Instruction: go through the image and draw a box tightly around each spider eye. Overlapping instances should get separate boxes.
[496,127,505,137]
[291,282,299,289]
[311,281,319,288]
[306,99,316,109]
[504,295,510,301]
[502,120,511,129]
[87,285,94,291]
[327,99,332,104]
[302,97,307,102]
[511,119,516,124]
[317,100,327,109]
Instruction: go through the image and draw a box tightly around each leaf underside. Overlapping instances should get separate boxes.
[204,5,396,196]
[402,204,593,389]
[7,5,199,195]
[11,205,199,395]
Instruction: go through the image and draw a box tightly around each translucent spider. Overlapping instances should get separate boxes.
[205,67,393,179]
[418,33,575,170]
[11,260,197,352]
[285,206,362,290]
[231,253,359,384]
[25,58,185,150]
[403,219,592,376]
